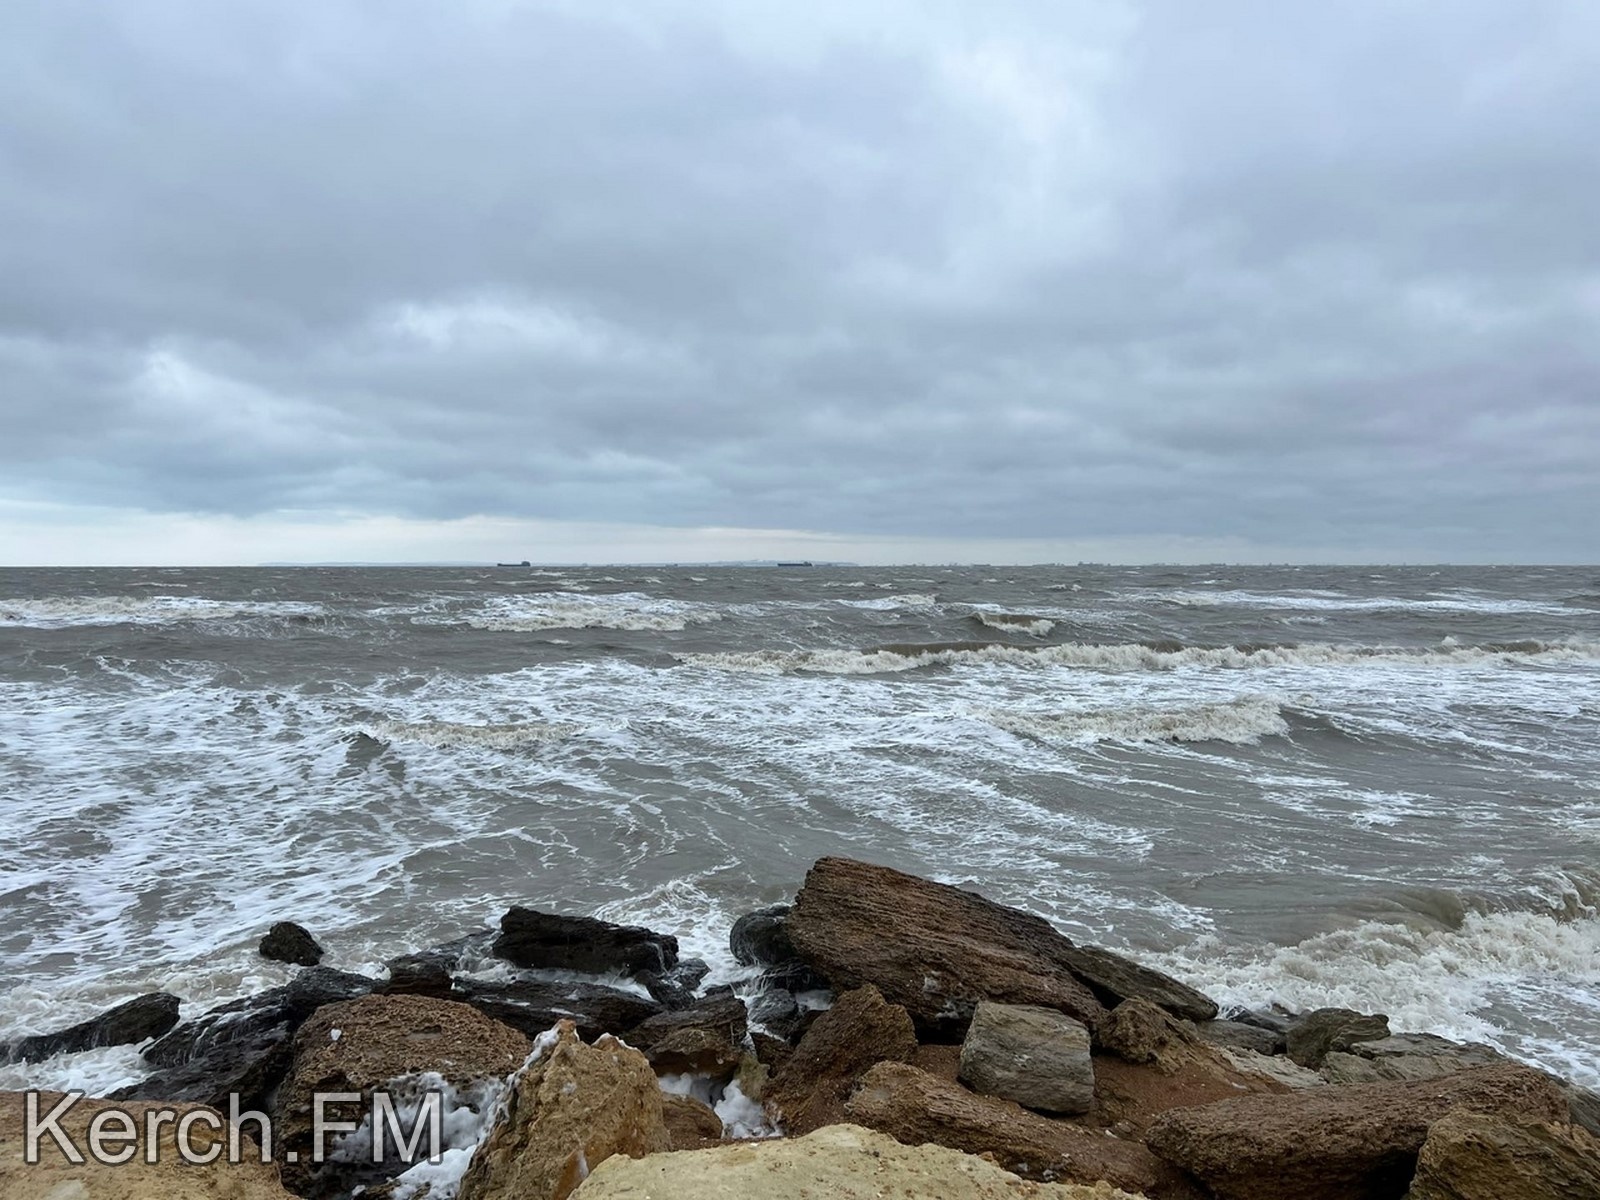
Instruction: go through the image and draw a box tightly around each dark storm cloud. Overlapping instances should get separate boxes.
[2,0,1596,558]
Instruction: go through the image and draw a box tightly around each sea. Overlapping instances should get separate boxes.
[1,563,1597,1093]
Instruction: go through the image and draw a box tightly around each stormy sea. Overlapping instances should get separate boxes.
[2,563,1597,1092]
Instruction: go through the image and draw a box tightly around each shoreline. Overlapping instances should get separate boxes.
[3,855,1596,1198]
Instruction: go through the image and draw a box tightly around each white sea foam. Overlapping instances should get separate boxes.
[835,593,938,611]
[0,595,324,628]
[973,696,1291,746]
[971,611,1058,636]
[1155,909,1600,1088]
[436,591,719,632]
[361,718,586,749]
[1155,588,1589,616]
[677,639,1600,676]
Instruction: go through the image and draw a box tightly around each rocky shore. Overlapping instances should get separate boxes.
[3,856,1597,1199]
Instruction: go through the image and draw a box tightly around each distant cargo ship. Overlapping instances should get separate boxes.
[496,560,531,567]
[776,560,814,567]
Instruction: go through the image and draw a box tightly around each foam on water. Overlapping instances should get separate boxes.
[0,595,325,628]
[1156,908,1600,1089]
[678,638,1600,675]
[418,591,718,632]
[1153,588,1591,616]
[360,718,587,749]
[972,695,1291,746]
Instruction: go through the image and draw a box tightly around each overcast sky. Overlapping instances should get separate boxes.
[2,1,1596,565]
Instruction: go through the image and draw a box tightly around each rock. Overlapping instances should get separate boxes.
[453,978,662,1042]
[638,958,710,1009]
[2,992,181,1063]
[785,857,1106,1037]
[117,969,374,1111]
[1056,943,1218,1022]
[1408,1109,1600,1200]
[1284,1006,1390,1068]
[1564,1082,1600,1138]
[1144,1062,1568,1200]
[628,994,748,1078]
[746,988,803,1040]
[765,984,918,1134]
[661,1093,724,1149]
[730,904,797,966]
[1215,1047,1326,1090]
[1223,1007,1295,1037]
[1098,999,1216,1075]
[259,920,324,966]
[845,1062,1192,1197]
[573,1122,1151,1199]
[382,933,493,998]
[112,1026,294,1113]
[751,1031,793,1074]
[275,993,530,1195]
[1197,1019,1284,1057]
[1088,1008,1283,1135]
[958,1000,1094,1114]
[1,1090,296,1200]
[493,908,678,975]
[457,1020,668,1200]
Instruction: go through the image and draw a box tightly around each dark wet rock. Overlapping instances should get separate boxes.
[1057,942,1218,1022]
[784,857,1105,1037]
[1144,1062,1567,1200]
[493,907,678,975]
[112,1025,293,1112]
[1225,1006,1296,1036]
[764,984,918,1135]
[122,968,374,1110]
[453,978,661,1041]
[957,1000,1093,1114]
[730,905,796,966]
[1198,1018,1285,1057]
[746,988,803,1041]
[629,994,748,1078]
[1284,1006,1391,1068]
[258,921,324,967]
[730,905,827,993]
[638,958,710,1009]
[759,961,828,994]
[3,992,181,1064]
[381,931,493,998]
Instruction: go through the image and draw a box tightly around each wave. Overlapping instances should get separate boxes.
[970,611,1058,637]
[677,638,1600,676]
[1156,901,1600,1088]
[421,592,720,633]
[0,595,325,629]
[1152,588,1590,616]
[358,718,586,749]
[973,696,1291,746]
[835,593,938,611]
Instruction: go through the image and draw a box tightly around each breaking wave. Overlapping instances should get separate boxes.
[1155,588,1590,616]
[970,611,1058,637]
[0,595,325,629]
[677,638,1600,676]
[973,696,1291,746]
[426,592,720,633]
[1157,900,1600,1088]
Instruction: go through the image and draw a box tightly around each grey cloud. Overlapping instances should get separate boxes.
[1,0,1596,559]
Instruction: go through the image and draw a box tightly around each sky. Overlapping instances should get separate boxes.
[2,0,1597,565]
